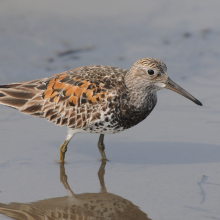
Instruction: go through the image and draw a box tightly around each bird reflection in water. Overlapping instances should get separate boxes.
[0,162,151,220]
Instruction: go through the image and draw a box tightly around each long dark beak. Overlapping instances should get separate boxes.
[165,77,202,106]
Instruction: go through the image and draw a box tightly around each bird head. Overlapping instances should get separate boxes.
[130,58,202,106]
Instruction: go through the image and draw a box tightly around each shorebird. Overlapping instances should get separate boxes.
[0,58,202,162]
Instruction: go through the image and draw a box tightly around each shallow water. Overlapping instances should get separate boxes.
[0,1,220,219]
[0,162,152,220]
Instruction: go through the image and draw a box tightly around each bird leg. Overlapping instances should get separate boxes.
[97,134,108,161]
[59,131,75,163]
[59,140,70,163]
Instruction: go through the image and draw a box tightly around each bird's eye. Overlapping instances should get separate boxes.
[147,69,154,75]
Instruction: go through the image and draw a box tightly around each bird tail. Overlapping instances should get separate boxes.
[0,79,47,116]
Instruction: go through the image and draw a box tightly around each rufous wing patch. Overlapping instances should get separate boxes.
[69,95,78,106]
[43,89,53,99]
[37,67,120,129]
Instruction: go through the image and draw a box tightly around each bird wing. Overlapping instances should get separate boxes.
[0,66,127,129]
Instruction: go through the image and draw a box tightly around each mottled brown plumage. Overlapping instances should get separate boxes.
[0,58,202,162]
[0,66,128,131]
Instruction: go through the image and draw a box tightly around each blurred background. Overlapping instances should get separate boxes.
[0,1,220,220]
[1,1,220,83]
